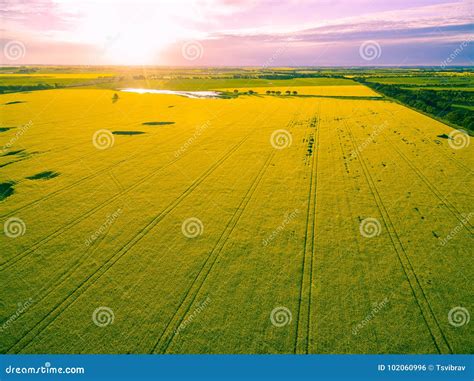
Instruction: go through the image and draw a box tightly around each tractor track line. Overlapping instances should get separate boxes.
[151,150,275,354]
[153,108,300,354]
[305,107,321,354]
[385,109,473,175]
[294,109,318,354]
[335,125,382,350]
[0,123,207,219]
[1,215,113,352]
[6,132,253,354]
[344,120,452,354]
[379,129,473,233]
[0,151,185,270]
[0,123,235,271]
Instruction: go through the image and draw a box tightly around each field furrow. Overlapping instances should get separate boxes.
[1,86,471,354]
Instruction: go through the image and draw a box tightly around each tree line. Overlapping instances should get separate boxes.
[357,79,474,132]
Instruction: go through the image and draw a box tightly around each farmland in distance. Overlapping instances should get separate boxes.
[0,68,472,354]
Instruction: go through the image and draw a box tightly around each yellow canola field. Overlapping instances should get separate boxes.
[0,73,114,78]
[0,88,472,355]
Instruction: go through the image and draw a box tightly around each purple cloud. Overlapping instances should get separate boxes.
[0,0,472,65]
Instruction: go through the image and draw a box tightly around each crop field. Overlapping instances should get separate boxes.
[358,71,474,132]
[0,75,472,355]
[0,73,113,86]
[365,75,474,86]
[401,87,474,92]
[97,77,356,92]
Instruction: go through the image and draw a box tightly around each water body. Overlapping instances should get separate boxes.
[120,88,221,98]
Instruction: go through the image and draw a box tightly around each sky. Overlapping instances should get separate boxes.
[0,0,473,66]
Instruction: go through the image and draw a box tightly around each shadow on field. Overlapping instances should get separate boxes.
[112,131,146,135]
[26,171,60,180]
[4,101,26,105]
[0,149,35,168]
[142,121,175,126]
[2,149,27,157]
[0,127,14,132]
[0,153,31,168]
[0,181,15,201]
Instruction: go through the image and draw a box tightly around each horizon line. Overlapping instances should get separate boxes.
[1,64,473,69]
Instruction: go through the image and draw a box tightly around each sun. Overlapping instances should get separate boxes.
[77,2,189,65]
[103,26,176,65]
[104,36,155,65]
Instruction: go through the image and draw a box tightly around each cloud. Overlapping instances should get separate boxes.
[0,0,80,32]
[1,0,472,65]
[172,0,473,66]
